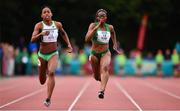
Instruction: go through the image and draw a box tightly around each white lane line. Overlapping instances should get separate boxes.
[0,109,180,111]
[0,109,66,111]
[114,81,143,111]
[72,109,180,111]
[67,80,91,111]
[142,81,180,100]
[0,88,44,109]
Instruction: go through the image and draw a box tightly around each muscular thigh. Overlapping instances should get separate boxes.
[38,57,48,75]
[89,55,100,74]
[48,54,58,73]
[100,51,111,71]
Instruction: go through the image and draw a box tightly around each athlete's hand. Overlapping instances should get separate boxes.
[94,20,103,30]
[113,44,121,55]
[115,49,122,55]
[113,43,117,50]
[65,45,73,53]
[41,31,50,36]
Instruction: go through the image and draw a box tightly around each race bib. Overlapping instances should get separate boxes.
[42,29,58,42]
[97,31,110,43]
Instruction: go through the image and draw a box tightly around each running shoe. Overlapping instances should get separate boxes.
[43,98,51,107]
[98,90,104,99]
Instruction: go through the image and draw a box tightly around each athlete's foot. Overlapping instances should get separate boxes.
[98,90,104,99]
[43,98,51,107]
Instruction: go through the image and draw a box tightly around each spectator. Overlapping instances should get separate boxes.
[15,47,23,75]
[84,43,91,56]
[6,44,15,76]
[21,47,29,75]
[78,49,87,75]
[2,43,8,76]
[155,49,164,77]
[114,50,127,76]
[31,49,38,75]
[171,49,179,77]
[175,42,180,54]
[60,49,73,74]
[135,50,142,76]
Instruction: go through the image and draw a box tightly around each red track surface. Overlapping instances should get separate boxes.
[0,76,180,111]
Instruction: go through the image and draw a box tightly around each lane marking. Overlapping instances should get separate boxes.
[0,109,180,111]
[148,78,180,90]
[67,80,91,111]
[0,88,44,109]
[0,78,64,109]
[73,109,179,111]
[114,81,143,111]
[142,81,180,100]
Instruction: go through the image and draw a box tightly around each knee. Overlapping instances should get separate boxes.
[100,66,109,74]
[47,70,55,77]
[104,66,109,72]
[47,68,55,75]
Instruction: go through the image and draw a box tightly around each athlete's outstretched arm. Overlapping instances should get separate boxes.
[56,22,72,53]
[31,22,49,42]
[85,21,102,42]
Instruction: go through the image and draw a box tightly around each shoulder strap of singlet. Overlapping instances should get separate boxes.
[41,21,45,29]
[105,23,110,32]
[40,21,44,42]
[95,22,110,32]
[95,22,100,31]
[52,21,55,27]
[41,21,56,28]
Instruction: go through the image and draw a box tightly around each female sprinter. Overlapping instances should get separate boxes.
[31,6,72,107]
[85,9,120,99]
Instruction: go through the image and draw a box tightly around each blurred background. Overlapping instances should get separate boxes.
[0,0,180,77]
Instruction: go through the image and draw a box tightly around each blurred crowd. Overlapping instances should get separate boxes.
[0,42,180,77]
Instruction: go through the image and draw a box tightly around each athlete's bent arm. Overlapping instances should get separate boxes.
[56,22,72,52]
[85,22,102,42]
[110,25,120,54]
[31,22,49,42]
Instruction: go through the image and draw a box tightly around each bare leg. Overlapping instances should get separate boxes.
[100,52,111,92]
[47,73,55,99]
[38,58,47,85]
[47,54,58,100]
[44,54,58,107]
[89,55,101,81]
[43,73,55,107]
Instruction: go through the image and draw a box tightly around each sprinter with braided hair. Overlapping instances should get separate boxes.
[85,9,120,99]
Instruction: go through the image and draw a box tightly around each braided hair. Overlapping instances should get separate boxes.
[95,9,107,22]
